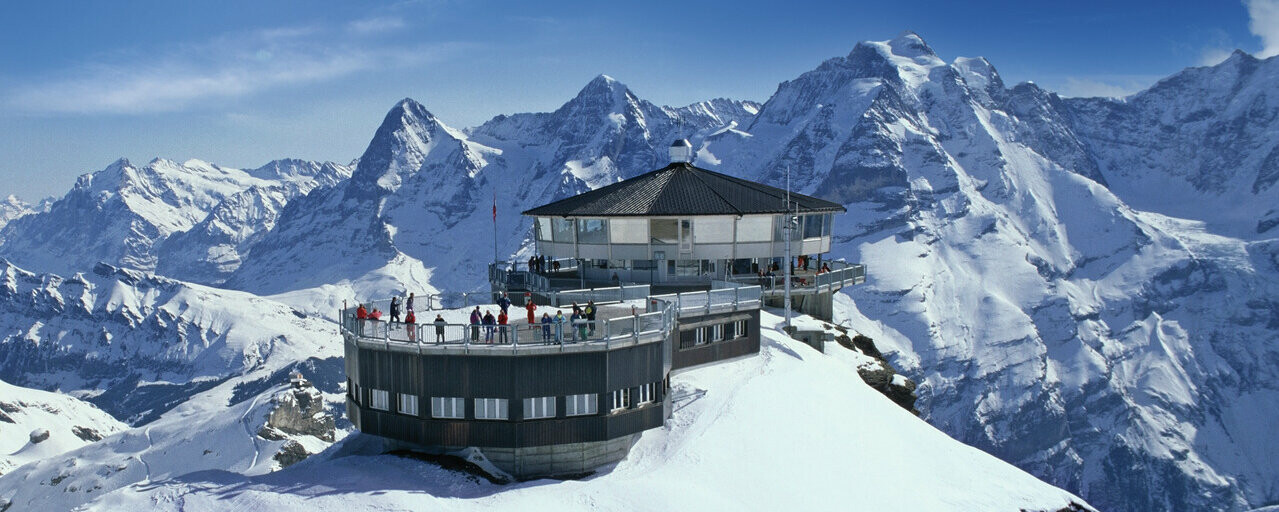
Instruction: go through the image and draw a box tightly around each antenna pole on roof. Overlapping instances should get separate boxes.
[784,166,793,330]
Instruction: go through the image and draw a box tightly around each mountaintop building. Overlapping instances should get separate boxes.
[341,140,865,480]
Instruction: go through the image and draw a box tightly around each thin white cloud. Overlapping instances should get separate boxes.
[7,23,447,115]
[1246,0,1279,58]
[1055,77,1154,99]
[347,17,407,35]
[1198,47,1234,66]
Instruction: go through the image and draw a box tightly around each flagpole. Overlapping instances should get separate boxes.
[493,188,499,265]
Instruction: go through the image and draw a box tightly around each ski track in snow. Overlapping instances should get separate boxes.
[241,392,264,471]
[137,426,154,485]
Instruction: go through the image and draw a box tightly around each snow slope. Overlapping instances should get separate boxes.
[0,379,127,475]
[7,310,1088,512]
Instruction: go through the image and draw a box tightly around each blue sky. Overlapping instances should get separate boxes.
[1,0,1276,200]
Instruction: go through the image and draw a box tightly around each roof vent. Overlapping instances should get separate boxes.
[669,139,692,163]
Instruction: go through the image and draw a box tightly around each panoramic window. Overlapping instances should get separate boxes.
[694,217,733,243]
[398,393,419,416]
[609,218,648,244]
[370,389,390,411]
[566,394,598,416]
[474,398,509,420]
[536,217,553,241]
[431,397,465,419]
[736,215,773,242]
[650,218,678,244]
[803,214,823,239]
[552,218,575,243]
[577,218,608,244]
[524,396,556,420]
[823,213,833,237]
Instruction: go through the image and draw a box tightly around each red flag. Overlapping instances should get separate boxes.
[492,191,497,221]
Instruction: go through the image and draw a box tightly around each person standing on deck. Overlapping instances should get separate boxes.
[497,310,509,343]
[482,310,496,343]
[497,292,512,317]
[469,307,481,343]
[541,312,552,344]
[356,304,368,336]
[389,297,401,323]
[434,314,447,343]
[525,296,538,324]
[585,300,597,336]
[405,310,416,342]
[553,310,566,344]
[570,310,586,341]
[406,292,415,313]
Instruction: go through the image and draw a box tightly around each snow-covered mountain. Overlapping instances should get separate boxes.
[0,195,51,230]
[227,78,759,299]
[0,259,338,424]
[702,33,1279,512]
[0,158,351,283]
[1066,49,1279,238]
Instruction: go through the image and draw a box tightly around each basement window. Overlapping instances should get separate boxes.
[370,389,390,411]
[474,398,509,420]
[566,394,598,416]
[524,396,556,420]
[398,393,419,416]
[431,397,464,419]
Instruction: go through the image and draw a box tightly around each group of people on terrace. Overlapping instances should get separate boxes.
[526,254,561,274]
[350,290,610,346]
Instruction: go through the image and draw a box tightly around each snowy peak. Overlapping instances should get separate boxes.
[350,98,469,192]
[885,31,940,61]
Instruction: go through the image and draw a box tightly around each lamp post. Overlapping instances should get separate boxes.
[783,167,794,330]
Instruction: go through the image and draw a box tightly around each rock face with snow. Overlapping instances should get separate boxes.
[0,158,350,284]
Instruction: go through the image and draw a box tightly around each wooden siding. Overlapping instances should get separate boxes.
[345,335,669,449]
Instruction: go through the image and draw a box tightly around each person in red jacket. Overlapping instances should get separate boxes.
[355,304,368,335]
[497,310,509,343]
[370,308,382,320]
[405,310,417,342]
[525,297,537,325]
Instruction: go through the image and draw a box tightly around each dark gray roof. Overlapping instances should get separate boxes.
[523,163,847,217]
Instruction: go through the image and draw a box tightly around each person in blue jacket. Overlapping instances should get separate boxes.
[553,310,566,344]
[540,312,553,344]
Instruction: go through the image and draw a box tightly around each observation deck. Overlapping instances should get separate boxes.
[340,285,763,479]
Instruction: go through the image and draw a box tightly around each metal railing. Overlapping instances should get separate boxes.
[647,285,762,318]
[340,284,760,355]
[489,259,579,292]
[548,284,650,307]
[728,260,866,294]
[342,308,671,354]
